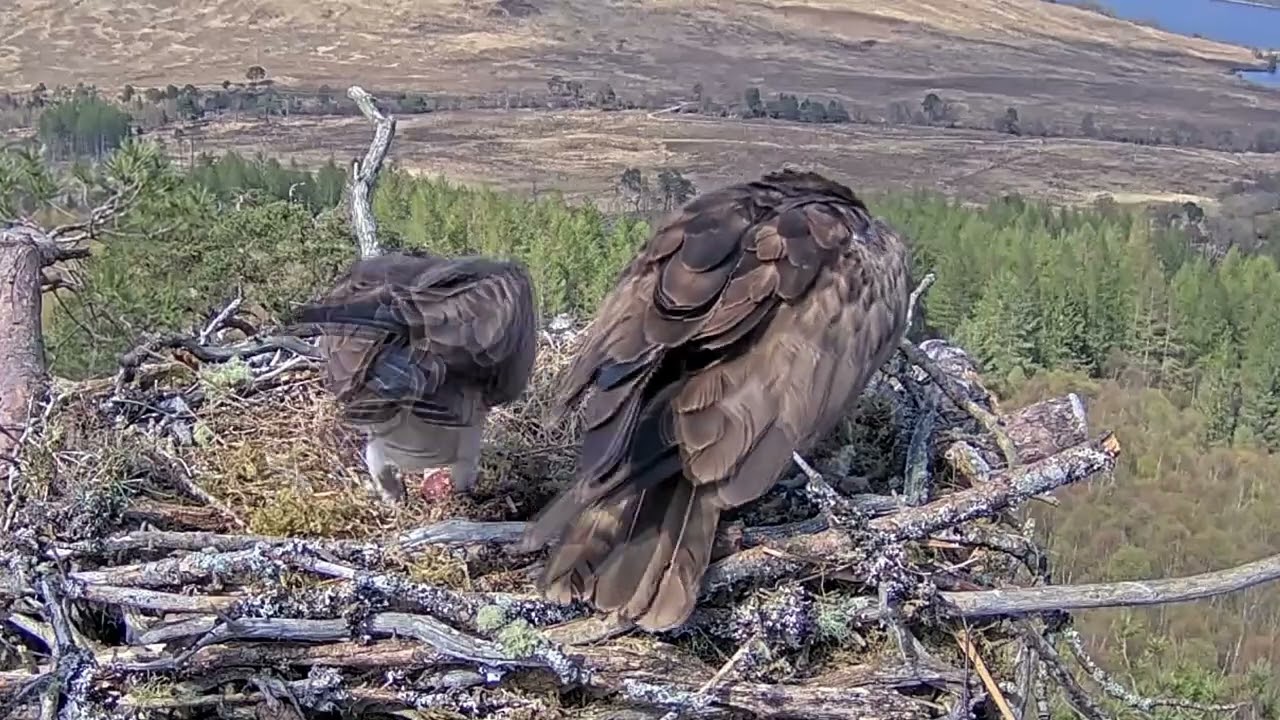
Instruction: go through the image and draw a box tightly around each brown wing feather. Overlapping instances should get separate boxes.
[522,169,913,631]
[296,251,539,429]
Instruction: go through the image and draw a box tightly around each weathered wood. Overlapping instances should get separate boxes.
[0,235,46,460]
[1000,393,1089,465]
[1,634,952,719]
[346,86,395,259]
[702,433,1122,596]
[122,499,238,531]
[943,550,1280,617]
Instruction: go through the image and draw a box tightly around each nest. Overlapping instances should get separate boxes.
[0,307,1161,720]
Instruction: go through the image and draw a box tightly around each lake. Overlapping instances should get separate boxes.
[1096,0,1277,48]
[1095,0,1279,88]
[1238,69,1280,87]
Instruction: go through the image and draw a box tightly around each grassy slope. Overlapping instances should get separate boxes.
[4,0,1279,202]
[1,0,1274,128]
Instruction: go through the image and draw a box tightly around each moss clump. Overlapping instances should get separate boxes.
[191,420,215,447]
[476,604,510,633]
[403,547,471,590]
[495,618,543,658]
[815,593,872,646]
[246,485,383,539]
[197,355,252,396]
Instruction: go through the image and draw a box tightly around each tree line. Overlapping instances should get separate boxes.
[5,69,1278,162]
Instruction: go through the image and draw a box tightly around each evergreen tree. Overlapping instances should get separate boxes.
[956,269,1038,382]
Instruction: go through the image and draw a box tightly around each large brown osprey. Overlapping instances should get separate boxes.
[293,252,538,504]
[519,169,912,631]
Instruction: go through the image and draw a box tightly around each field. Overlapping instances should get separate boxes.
[193,107,1280,205]
[4,0,1280,203]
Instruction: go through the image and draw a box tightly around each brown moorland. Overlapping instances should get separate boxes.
[190,108,1280,205]
[2,0,1278,202]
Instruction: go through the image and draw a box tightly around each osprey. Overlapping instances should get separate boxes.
[519,169,912,631]
[293,251,538,504]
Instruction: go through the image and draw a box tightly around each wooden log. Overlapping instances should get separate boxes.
[997,393,1090,466]
[0,232,46,460]
[122,499,234,531]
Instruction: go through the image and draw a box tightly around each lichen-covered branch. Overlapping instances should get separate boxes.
[702,433,1121,595]
[346,86,395,258]
[1059,626,1247,714]
[899,340,1021,469]
[942,551,1280,617]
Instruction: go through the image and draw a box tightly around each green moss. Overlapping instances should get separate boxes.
[191,421,215,447]
[198,356,252,396]
[495,618,543,658]
[475,604,509,633]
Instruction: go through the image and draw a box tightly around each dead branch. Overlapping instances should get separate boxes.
[346,86,395,258]
[900,340,1020,469]
[1018,624,1108,720]
[1059,626,1247,714]
[699,433,1118,597]
[905,271,937,331]
[941,551,1280,617]
[115,332,319,383]
[1,634,957,719]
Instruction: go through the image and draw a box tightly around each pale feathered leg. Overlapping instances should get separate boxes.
[363,437,407,504]
[448,424,485,494]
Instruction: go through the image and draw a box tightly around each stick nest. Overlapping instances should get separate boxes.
[0,315,1144,720]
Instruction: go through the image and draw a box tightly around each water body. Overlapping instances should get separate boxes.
[1094,0,1279,88]
[1096,0,1277,48]
[1239,69,1280,87]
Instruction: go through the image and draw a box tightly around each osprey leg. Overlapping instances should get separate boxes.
[363,438,407,504]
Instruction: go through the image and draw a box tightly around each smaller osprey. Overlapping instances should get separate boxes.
[292,252,538,504]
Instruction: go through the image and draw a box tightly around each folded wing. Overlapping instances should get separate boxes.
[295,252,539,429]
[522,169,912,630]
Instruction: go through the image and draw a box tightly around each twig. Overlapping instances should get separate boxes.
[905,271,936,331]
[791,452,864,526]
[899,340,1020,469]
[147,449,246,530]
[1060,627,1247,714]
[346,86,396,259]
[197,293,244,345]
[954,630,1016,720]
[658,634,763,720]
[116,333,319,383]
[1018,624,1107,720]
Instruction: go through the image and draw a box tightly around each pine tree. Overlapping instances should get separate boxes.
[956,269,1038,382]
[1195,337,1243,446]
[1235,276,1280,449]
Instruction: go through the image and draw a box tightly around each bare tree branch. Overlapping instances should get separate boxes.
[346,86,395,258]
[942,551,1280,617]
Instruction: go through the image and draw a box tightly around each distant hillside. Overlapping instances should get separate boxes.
[0,0,1274,143]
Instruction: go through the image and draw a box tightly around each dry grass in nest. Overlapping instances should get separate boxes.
[187,328,588,541]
